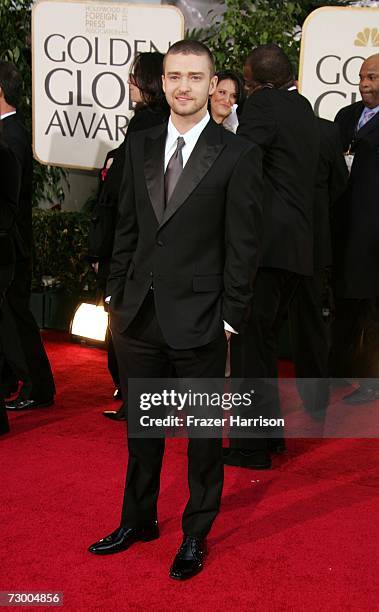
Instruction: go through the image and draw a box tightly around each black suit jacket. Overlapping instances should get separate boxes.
[108,118,263,349]
[1,114,33,260]
[237,88,319,276]
[314,118,349,270]
[0,141,20,292]
[334,101,379,298]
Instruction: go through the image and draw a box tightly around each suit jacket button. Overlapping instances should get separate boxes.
[157,240,164,247]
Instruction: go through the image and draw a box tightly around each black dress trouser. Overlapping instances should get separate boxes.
[330,297,379,386]
[3,261,55,400]
[288,270,330,416]
[0,264,14,431]
[111,291,227,539]
[230,267,300,452]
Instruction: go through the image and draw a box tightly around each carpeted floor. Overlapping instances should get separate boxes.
[1,332,379,611]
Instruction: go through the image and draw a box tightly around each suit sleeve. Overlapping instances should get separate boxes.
[223,143,263,331]
[106,136,138,299]
[3,124,27,174]
[334,107,353,152]
[237,91,276,149]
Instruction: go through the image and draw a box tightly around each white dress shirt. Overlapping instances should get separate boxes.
[357,104,379,130]
[164,112,210,171]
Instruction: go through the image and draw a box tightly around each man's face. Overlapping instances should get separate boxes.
[162,52,217,121]
[359,56,379,108]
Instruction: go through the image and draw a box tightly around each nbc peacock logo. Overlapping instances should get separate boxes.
[354,28,379,47]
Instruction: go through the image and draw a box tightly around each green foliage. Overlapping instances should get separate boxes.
[0,0,67,206]
[32,209,96,295]
[201,0,351,74]
[205,0,302,72]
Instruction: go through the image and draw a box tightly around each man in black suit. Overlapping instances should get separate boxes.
[288,117,348,418]
[225,44,319,469]
[0,61,55,410]
[332,53,379,404]
[88,40,263,580]
[0,122,21,434]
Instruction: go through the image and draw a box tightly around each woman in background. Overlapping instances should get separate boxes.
[88,52,169,422]
[209,70,245,133]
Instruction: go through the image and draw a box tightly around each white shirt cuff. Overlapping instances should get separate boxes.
[224,321,238,334]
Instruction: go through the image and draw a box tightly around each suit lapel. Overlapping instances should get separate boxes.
[357,107,379,139]
[159,120,224,229]
[144,125,167,223]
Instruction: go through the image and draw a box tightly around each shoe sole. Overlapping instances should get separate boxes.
[169,565,204,581]
[6,400,54,411]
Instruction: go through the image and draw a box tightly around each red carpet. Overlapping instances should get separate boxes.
[2,332,379,611]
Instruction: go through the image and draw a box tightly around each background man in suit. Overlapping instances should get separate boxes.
[288,116,348,419]
[88,40,263,580]
[332,53,379,404]
[0,61,55,410]
[0,120,21,434]
[225,44,319,469]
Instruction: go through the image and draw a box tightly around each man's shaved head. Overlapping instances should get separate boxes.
[359,53,379,108]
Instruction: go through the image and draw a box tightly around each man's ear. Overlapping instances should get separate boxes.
[162,74,166,94]
[209,75,218,97]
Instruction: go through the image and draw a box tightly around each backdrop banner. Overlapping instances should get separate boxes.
[299,6,379,120]
[32,0,184,169]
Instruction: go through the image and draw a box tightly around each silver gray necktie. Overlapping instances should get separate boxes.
[164,136,185,205]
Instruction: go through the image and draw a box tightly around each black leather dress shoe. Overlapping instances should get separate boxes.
[223,447,272,469]
[169,535,206,580]
[103,405,127,421]
[343,387,379,405]
[6,397,54,411]
[88,522,159,555]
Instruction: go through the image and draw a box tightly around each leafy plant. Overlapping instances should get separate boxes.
[200,0,351,74]
[32,208,97,295]
[0,0,67,206]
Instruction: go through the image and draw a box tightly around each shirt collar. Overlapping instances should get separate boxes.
[167,111,210,148]
[362,104,379,115]
[0,110,17,120]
